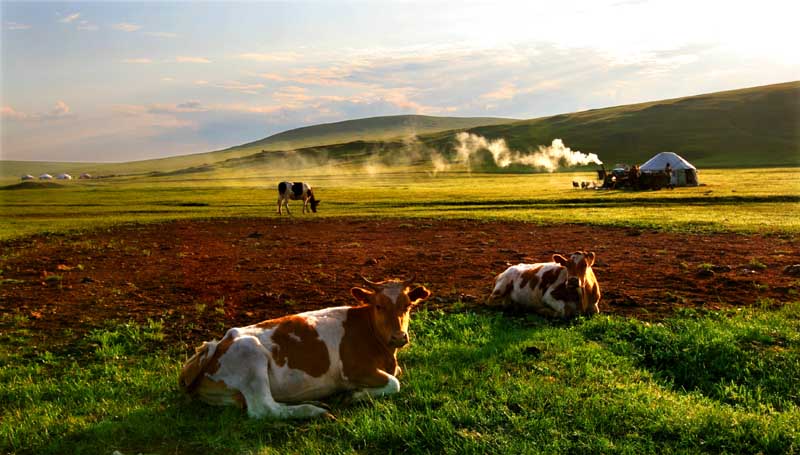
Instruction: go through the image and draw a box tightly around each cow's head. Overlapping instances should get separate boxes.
[350,276,431,349]
[553,251,596,290]
[308,191,320,213]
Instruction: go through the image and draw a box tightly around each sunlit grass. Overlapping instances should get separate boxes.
[1,168,799,240]
[2,305,798,453]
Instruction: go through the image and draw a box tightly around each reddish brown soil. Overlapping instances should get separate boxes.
[2,218,799,349]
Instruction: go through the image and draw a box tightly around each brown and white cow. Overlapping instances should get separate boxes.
[277,181,319,215]
[488,251,601,318]
[179,277,431,419]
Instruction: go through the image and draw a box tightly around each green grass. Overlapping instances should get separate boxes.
[1,167,799,240]
[2,305,799,454]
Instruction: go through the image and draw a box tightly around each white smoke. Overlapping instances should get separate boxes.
[447,132,602,173]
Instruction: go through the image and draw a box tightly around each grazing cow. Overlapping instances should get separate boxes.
[178,276,431,419]
[488,251,601,318]
[277,181,320,215]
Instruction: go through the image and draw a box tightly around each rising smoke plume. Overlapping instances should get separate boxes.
[444,132,602,173]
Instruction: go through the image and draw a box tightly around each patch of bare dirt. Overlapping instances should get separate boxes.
[1,218,798,348]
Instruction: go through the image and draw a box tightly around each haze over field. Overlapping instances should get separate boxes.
[2,1,798,163]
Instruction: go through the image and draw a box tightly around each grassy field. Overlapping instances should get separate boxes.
[2,304,799,454]
[1,167,799,240]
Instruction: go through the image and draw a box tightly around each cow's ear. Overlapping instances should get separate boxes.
[350,287,373,304]
[552,254,569,266]
[407,286,431,305]
[586,252,596,266]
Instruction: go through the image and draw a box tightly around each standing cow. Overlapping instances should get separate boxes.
[179,276,431,419]
[488,251,601,318]
[277,181,320,215]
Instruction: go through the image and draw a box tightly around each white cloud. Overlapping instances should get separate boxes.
[1,106,29,120]
[144,32,178,38]
[213,81,265,94]
[121,58,153,64]
[5,22,32,30]
[59,13,80,24]
[176,56,212,63]
[237,52,301,62]
[76,21,99,31]
[148,100,209,114]
[112,22,142,32]
[2,101,72,121]
[480,82,517,101]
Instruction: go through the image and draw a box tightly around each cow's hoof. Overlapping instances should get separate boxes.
[302,400,331,411]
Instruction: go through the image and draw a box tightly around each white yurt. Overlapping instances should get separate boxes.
[21,174,35,181]
[79,173,92,179]
[640,152,699,187]
[56,173,73,180]
[39,173,53,180]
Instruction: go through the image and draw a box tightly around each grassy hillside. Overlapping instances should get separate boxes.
[2,82,797,181]
[0,116,513,180]
[450,81,800,168]
[160,80,800,176]
[232,114,516,153]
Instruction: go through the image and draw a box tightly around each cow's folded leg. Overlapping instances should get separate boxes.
[352,371,400,401]
[209,335,329,419]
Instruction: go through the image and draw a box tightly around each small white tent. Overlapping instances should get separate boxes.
[39,173,53,180]
[56,173,73,180]
[21,174,35,181]
[640,152,699,187]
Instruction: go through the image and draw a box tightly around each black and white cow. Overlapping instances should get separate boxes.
[277,181,320,215]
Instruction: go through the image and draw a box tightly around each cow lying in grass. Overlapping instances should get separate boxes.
[488,251,601,318]
[179,276,431,419]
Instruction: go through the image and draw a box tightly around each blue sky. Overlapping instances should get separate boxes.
[2,1,798,162]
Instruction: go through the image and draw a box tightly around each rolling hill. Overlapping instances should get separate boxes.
[446,81,800,168]
[0,115,515,179]
[2,81,797,180]
[196,80,800,173]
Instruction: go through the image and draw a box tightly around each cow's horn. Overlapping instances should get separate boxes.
[403,274,417,287]
[360,275,382,289]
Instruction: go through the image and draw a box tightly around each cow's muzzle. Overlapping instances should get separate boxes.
[390,332,409,348]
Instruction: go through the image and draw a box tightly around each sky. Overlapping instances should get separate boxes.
[1,1,798,163]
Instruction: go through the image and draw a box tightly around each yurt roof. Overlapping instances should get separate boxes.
[640,152,696,171]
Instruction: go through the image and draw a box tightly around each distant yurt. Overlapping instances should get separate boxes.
[21,174,34,181]
[39,173,53,180]
[640,152,699,187]
[56,173,73,180]
[79,173,92,179]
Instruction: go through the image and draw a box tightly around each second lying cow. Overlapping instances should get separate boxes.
[488,251,601,318]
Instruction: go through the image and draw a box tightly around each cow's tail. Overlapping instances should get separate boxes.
[178,340,219,394]
[486,272,509,306]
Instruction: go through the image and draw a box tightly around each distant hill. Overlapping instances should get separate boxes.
[445,81,800,168]
[233,115,517,153]
[214,80,800,172]
[2,82,797,180]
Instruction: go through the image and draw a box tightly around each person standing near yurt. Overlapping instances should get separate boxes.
[664,162,673,189]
